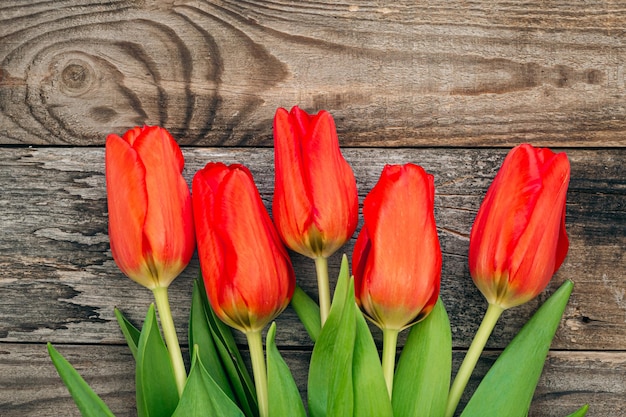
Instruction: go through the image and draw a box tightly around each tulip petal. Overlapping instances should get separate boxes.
[352,225,372,305]
[105,133,153,286]
[504,153,570,308]
[273,108,314,253]
[551,153,571,273]
[122,126,143,146]
[289,105,313,138]
[471,145,543,284]
[106,126,195,289]
[354,164,441,330]
[304,111,358,255]
[216,169,292,328]
[469,145,570,309]
[273,106,358,258]
[554,202,570,272]
[193,165,230,325]
[133,127,194,286]
[194,163,295,334]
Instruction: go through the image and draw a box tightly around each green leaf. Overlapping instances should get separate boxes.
[308,255,392,417]
[352,307,394,417]
[135,304,179,417]
[47,343,116,417]
[308,255,356,417]
[196,277,258,417]
[266,322,307,417]
[393,298,452,417]
[172,345,245,417]
[565,404,589,417]
[290,285,322,342]
[460,280,574,417]
[114,307,141,359]
[189,279,236,403]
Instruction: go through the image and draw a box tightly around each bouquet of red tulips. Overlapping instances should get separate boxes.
[48,107,589,417]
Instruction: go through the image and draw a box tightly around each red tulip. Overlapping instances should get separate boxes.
[469,144,570,309]
[105,126,195,289]
[272,106,358,259]
[192,163,295,333]
[353,164,441,331]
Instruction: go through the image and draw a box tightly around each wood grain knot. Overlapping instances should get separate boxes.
[0,4,289,145]
[60,60,94,96]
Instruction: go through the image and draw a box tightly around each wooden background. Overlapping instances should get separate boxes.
[1,1,625,416]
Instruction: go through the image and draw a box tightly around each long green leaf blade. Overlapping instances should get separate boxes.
[290,285,322,342]
[461,280,574,417]
[308,255,355,417]
[393,298,451,417]
[135,304,179,417]
[197,277,258,417]
[565,404,589,417]
[266,322,307,417]
[172,346,245,417]
[189,279,236,402]
[352,308,394,417]
[47,343,116,417]
[325,277,356,417]
[114,307,141,359]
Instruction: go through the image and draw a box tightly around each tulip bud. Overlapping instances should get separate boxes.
[353,164,441,331]
[272,106,358,259]
[105,126,195,289]
[469,144,570,309]
[192,162,296,333]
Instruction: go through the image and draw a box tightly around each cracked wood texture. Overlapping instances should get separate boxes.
[0,1,624,417]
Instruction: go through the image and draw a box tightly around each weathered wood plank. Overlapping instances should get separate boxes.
[0,343,623,417]
[1,1,626,146]
[0,147,624,350]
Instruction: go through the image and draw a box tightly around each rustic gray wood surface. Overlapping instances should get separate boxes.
[1,1,625,416]
[2,1,626,147]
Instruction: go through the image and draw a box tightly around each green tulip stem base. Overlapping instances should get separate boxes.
[382,328,400,399]
[246,329,269,417]
[152,286,187,398]
[445,302,504,417]
[314,256,331,326]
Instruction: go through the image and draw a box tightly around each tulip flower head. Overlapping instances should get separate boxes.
[272,106,359,259]
[353,163,442,331]
[469,144,570,309]
[192,162,296,333]
[105,126,195,289]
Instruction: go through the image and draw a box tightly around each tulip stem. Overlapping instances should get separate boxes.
[152,286,187,398]
[314,257,331,326]
[246,329,269,417]
[382,328,400,399]
[445,303,504,417]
